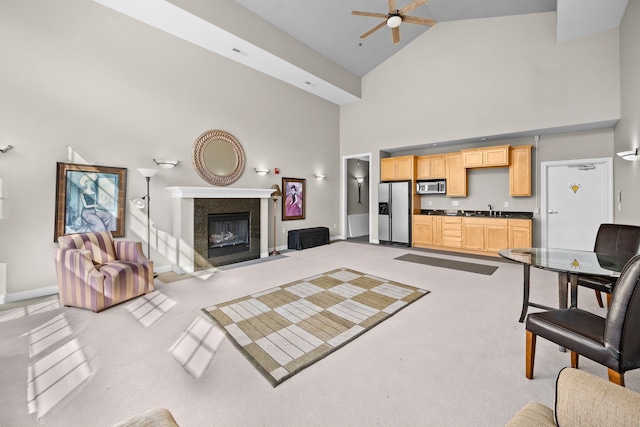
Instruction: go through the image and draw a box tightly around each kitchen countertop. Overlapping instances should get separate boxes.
[418,209,534,219]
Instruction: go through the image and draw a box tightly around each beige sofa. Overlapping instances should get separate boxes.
[506,368,640,426]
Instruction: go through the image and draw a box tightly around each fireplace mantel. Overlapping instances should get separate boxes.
[167,186,274,199]
[167,186,274,274]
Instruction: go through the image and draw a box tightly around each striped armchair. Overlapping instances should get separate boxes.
[54,231,154,312]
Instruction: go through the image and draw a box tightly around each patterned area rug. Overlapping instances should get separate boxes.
[203,268,429,387]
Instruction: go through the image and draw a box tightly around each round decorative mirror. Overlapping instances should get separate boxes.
[192,130,246,186]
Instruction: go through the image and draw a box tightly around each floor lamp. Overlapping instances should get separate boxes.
[270,184,283,256]
[134,168,158,258]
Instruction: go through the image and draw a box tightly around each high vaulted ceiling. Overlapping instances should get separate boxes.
[231,0,558,77]
[93,0,628,105]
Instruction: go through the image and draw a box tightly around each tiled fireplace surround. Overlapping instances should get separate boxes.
[167,187,274,273]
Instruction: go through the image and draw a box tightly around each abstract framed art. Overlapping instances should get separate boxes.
[54,162,127,241]
[282,177,305,221]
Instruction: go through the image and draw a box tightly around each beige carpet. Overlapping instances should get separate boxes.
[203,268,429,386]
[0,241,632,427]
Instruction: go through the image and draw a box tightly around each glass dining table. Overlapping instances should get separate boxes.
[498,247,630,322]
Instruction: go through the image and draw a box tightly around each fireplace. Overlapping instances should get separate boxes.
[167,186,274,274]
[208,212,250,257]
[193,197,261,270]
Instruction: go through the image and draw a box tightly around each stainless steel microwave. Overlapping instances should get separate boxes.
[416,180,446,194]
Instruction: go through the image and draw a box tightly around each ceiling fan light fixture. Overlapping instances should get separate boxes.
[387,15,402,28]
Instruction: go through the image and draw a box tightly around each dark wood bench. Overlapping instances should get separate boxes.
[287,227,330,250]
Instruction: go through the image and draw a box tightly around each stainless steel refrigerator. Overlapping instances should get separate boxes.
[378,181,411,246]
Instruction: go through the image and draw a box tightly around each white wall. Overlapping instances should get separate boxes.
[615,0,640,225]
[0,0,340,299]
[340,12,621,241]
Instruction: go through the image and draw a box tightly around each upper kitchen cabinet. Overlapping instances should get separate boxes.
[461,145,510,168]
[381,155,415,181]
[509,145,532,196]
[416,155,446,180]
[445,153,467,197]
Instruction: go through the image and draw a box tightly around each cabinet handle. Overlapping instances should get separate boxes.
[548,210,559,214]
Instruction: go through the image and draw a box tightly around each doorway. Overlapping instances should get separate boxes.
[341,153,372,242]
[541,157,613,250]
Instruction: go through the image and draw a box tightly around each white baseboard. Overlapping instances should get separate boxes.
[1,285,59,304]
[154,264,173,274]
[0,263,176,305]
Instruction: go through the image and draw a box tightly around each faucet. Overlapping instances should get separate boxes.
[488,204,493,216]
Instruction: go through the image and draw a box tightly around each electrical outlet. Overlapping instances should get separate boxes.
[451,201,459,206]
[333,224,337,228]
[282,228,286,233]
[428,201,432,206]
[504,202,509,208]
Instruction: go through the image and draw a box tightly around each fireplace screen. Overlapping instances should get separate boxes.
[208,212,250,257]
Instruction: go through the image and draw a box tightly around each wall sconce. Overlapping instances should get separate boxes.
[355,177,365,204]
[153,159,180,168]
[0,145,13,154]
[314,173,326,180]
[255,168,270,175]
[617,148,638,161]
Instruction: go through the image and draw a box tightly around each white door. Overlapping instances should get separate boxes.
[541,158,613,250]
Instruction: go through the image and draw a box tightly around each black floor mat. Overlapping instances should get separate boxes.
[395,253,499,275]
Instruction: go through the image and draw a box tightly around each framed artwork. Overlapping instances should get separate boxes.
[54,162,127,241]
[282,177,305,221]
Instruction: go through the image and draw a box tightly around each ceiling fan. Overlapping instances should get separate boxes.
[352,0,436,44]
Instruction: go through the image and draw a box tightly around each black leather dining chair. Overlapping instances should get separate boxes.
[578,223,640,308]
[525,254,640,387]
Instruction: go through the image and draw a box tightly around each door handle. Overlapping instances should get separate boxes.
[548,210,559,214]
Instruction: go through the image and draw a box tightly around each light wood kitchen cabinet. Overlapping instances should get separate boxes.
[412,215,532,256]
[445,154,467,197]
[433,216,442,245]
[462,217,509,253]
[508,219,532,248]
[416,155,446,180]
[461,145,510,168]
[442,216,462,248]
[381,156,415,181]
[509,145,532,196]
[461,221,485,250]
[414,215,433,246]
[413,215,442,247]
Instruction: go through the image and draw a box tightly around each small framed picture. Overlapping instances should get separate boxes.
[282,177,305,221]
[54,162,127,241]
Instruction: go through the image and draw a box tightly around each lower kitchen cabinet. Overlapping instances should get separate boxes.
[413,215,442,246]
[462,218,509,253]
[413,216,433,246]
[508,219,532,248]
[413,216,532,256]
[442,216,462,248]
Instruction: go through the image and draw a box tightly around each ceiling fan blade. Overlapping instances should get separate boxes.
[360,21,388,39]
[399,0,429,15]
[392,26,400,44]
[352,11,389,19]
[388,0,396,13]
[401,15,436,26]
